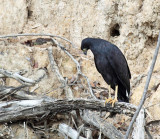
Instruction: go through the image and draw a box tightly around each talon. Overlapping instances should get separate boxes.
[111,99,118,107]
[105,97,113,104]
[105,85,113,105]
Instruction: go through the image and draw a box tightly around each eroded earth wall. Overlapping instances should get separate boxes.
[0,0,160,137]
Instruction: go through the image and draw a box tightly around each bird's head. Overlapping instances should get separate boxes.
[81,38,91,55]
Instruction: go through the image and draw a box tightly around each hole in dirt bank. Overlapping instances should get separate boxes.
[28,10,33,19]
[145,36,157,48]
[110,23,120,37]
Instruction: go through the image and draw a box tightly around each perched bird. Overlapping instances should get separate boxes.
[81,38,131,106]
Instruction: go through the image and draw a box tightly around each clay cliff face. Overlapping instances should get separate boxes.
[0,0,160,137]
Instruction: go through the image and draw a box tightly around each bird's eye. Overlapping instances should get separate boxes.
[82,48,87,55]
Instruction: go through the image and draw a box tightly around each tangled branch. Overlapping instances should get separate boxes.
[0,33,96,100]
[0,68,46,86]
[125,31,160,138]
[51,38,97,99]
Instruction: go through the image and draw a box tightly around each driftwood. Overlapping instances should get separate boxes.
[59,123,86,139]
[0,98,136,123]
[132,109,145,139]
[0,68,46,86]
[0,68,47,100]
[81,110,124,139]
[0,85,41,100]
[0,85,28,100]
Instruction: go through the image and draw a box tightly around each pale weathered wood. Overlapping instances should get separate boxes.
[0,85,28,100]
[0,85,41,100]
[59,123,86,139]
[0,68,46,86]
[81,110,124,139]
[0,98,136,123]
[48,47,74,99]
[51,38,97,100]
[132,109,145,139]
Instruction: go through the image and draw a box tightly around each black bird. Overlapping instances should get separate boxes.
[81,38,131,106]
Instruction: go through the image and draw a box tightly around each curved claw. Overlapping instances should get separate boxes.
[111,99,118,107]
[105,98,113,104]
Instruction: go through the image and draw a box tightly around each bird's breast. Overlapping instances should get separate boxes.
[94,56,111,74]
[94,56,117,85]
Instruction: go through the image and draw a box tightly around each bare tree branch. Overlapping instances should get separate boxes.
[81,110,124,139]
[0,33,77,48]
[0,98,137,123]
[125,31,160,138]
[131,74,146,89]
[59,123,86,139]
[0,85,28,100]
[0,68,46,86]
[132,109,145,139]
[0,69,34,85]
[48,47,74,99]
[51,38,97,100]
[0,85,41,100]
[0,33,97,100]
[145,126,153,139]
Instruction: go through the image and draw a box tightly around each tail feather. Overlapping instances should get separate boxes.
[117,86,129,103]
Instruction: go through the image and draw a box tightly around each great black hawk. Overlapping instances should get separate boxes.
[81,38,131,106]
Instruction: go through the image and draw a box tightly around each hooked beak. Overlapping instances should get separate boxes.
[82,48,87,55]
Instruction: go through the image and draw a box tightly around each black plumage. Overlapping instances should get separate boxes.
[81,38,131,103]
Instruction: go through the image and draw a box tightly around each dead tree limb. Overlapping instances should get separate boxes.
[0,98,136,123]
[0,70,27,78]
[132,109,145,139]
[0,33,96,99]
[81,110,124,139]
[0,33,77,48]
[51,38,97,100]
[48,47,74,99]
[59,123,86,139]
[0,85,41,100]
[0,68,46,86]
[125,31,160,138]
[0,69,34,85]
[145,126,153,139]
[0,85,29,100]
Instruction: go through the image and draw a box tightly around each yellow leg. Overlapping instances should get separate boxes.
[111,85,118,107]
[105,85,113,104]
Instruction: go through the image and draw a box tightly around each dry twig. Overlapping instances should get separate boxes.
[0,68,46,86]
[59,123,86,139]
[48,47,74,99]
[0,69,34,85]
[81,110,124,139]
[0,33,96,99]
[0,33,77,48]
[125,31,160,138]
[0,85,28,100]
[51,38,97,100]
[0,85,40,100]
[145,126,153,139]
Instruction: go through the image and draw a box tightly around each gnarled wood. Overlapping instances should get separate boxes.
[0,98,137,123]
[81,110,124,139]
